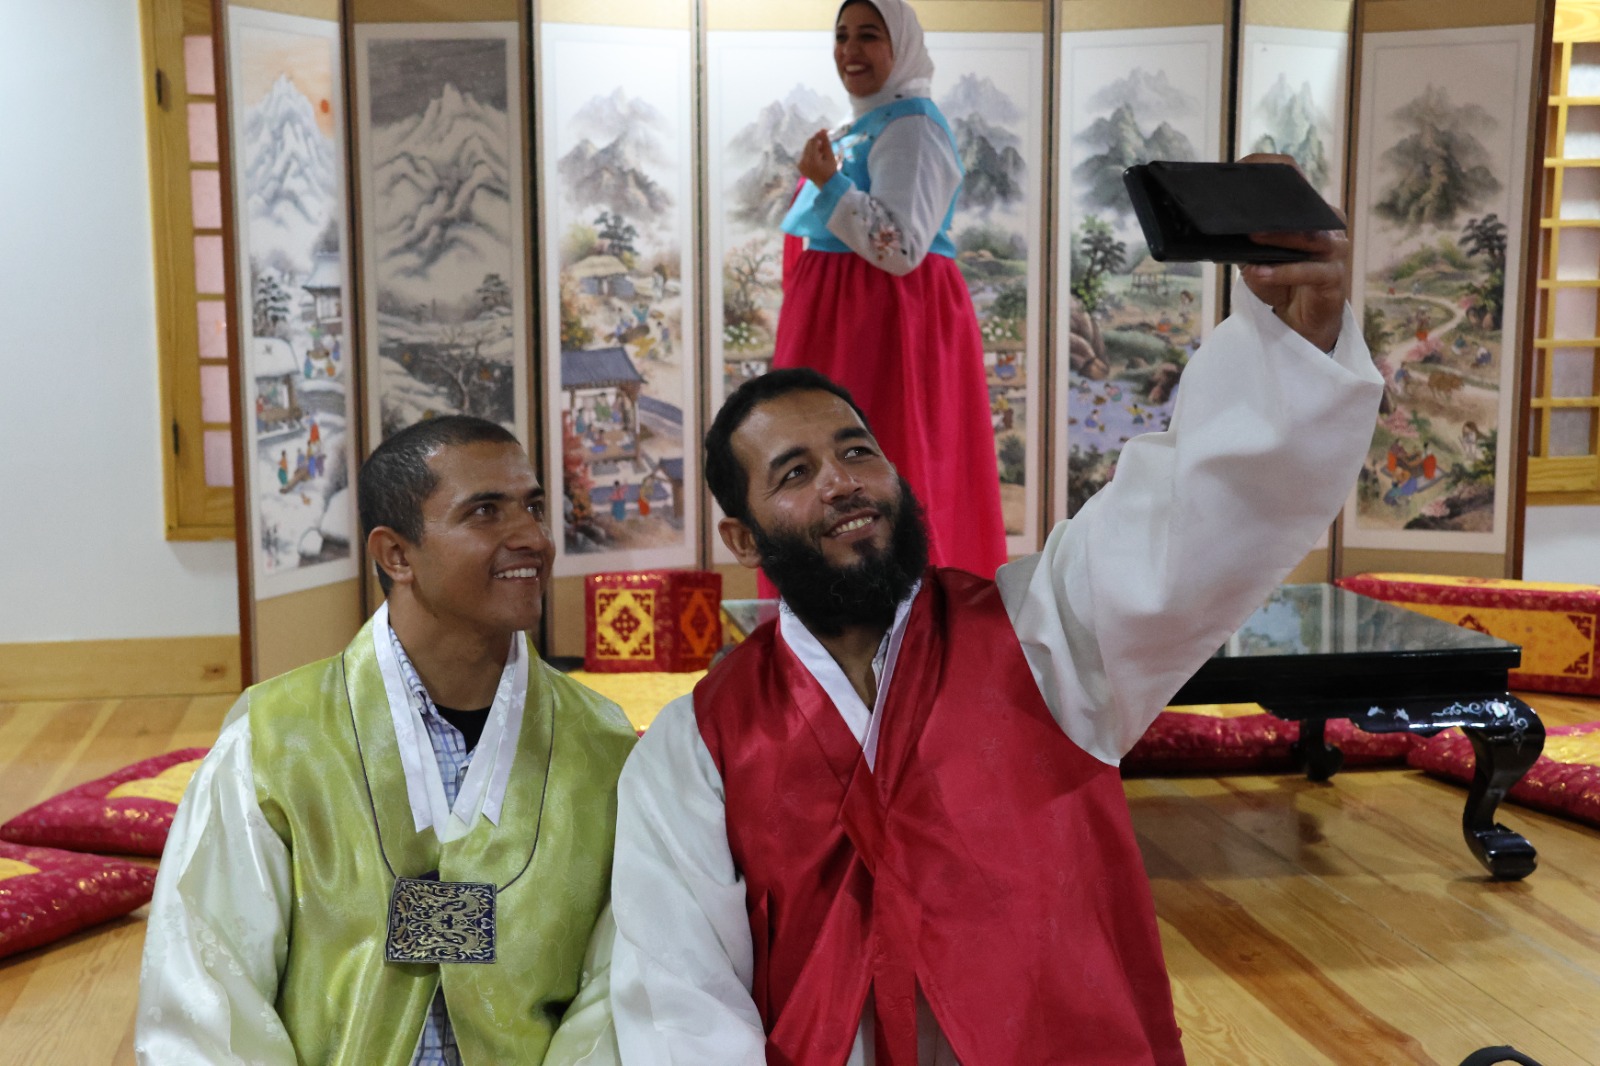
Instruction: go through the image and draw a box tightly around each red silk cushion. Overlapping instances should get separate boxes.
[1122,705,1415,775]
[0,748,208,857]
[0,842,156,959]
[1408,722,1600,827]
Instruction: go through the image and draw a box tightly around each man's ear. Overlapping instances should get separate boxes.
[366,527,415,588]
[717,516,763,570]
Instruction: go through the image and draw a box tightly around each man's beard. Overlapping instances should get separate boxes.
[751,476,930,638]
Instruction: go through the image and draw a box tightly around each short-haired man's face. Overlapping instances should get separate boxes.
[388,440,554,642]
[720,390,927,634]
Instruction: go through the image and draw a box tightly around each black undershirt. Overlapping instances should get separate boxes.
[434,704,490,752]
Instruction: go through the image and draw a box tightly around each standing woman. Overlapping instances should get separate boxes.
[773,0,1008,578]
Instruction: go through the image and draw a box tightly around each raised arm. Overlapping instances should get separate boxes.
[135,711,296,1065]
[797,115,962,276]
[608,697,767,1065]
[998,218,1382,762]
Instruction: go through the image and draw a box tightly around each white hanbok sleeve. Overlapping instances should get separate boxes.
[543,904,623,1066]
[816,113,963,276]
[135,703,296,1066]
[996,278,1385,764]
[608,696,767,1066]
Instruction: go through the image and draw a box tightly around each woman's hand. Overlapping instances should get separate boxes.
[798,129,838,187]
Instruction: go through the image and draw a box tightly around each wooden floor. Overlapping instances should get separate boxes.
[3,693,1599,1065]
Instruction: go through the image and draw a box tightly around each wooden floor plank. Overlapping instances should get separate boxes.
[1131,772,1600,1065]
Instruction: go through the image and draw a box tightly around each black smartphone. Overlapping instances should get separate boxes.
[1123,160,1346,264]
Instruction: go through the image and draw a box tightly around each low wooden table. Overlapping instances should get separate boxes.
[1173,583,1545,880]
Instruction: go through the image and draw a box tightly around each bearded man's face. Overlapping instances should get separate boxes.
[718,388,929,635]
[750,474,929,636]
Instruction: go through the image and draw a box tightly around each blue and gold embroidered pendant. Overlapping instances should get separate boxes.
[385,873,497,965]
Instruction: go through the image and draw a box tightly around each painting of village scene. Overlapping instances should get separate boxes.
[1346,28,1532,550]
[1237,25,1348,202]
[541,23,696,573]
[707,31,1045,549]
[354,24,526,448]
[1056,27,1224,519]
[228,9,357,596]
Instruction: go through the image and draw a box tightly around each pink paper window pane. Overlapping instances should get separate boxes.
[190,170,222,229]
[193,235,225,294]
[187,103,218,163]
[203,430,234,487]
[200,364,231,423]
[184,35,216,96]
[196,300,227,359]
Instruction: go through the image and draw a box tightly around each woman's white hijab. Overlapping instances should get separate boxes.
[840,0,936,119]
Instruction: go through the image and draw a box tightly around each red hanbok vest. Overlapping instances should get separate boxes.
[694,568,1186,1066]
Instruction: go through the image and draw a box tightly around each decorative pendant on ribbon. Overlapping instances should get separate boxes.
[385,871,497,965]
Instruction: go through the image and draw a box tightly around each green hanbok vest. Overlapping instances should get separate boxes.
[246,618,635,1065]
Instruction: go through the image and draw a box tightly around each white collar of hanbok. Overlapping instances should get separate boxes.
[778,579,921,769]
[370,601,528,843]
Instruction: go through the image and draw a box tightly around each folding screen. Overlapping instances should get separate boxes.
[536,0,698,657]
[1341,0,1548,579]
[220,0,362,682]
[1053,0,1231,522]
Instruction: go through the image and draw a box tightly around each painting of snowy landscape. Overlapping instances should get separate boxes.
[227,7,356,597]
[1345,27,1532,552]
[355,24,527,449]
[1237,25,1348,202]
[540,23,696,574]
[706,30,1044,551]
[1055,26,1224,521]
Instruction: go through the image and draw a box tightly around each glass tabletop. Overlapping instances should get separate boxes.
[1214,583,1519,661]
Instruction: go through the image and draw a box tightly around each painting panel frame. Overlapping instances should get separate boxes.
[926,29,1047,556]
[1342,24,1535,553]
[538,21,699,577]
[352,21,530,453]
[1236,24,1349,203]
[226,5,359,600]
[1054,24,1227,525]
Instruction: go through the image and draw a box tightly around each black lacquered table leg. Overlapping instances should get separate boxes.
[1290,718,1345,781]
[1461,699,1545,881]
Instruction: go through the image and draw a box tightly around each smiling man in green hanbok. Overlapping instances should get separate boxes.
[137,416,634,1066]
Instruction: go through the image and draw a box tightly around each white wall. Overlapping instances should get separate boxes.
[0,0,239,643]
[1525,505,1600,585]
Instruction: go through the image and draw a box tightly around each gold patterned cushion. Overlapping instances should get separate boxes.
[1122,704,1415,775]
[0,841,155,959]
[1409,722,1600,827]
[0,748,208,857]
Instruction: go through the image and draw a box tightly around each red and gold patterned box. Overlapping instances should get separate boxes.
[584,569,723,673]
[1337,573,1600,697]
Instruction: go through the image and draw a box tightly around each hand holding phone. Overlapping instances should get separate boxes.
[1122,160,1346,264]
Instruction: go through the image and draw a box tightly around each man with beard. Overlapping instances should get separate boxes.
[609,225,1384,1064]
